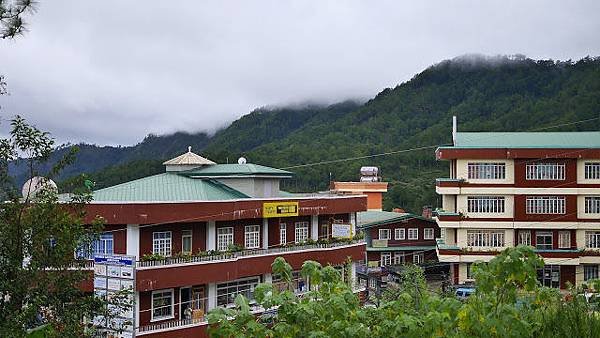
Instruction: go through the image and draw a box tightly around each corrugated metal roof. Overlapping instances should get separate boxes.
[357,211,432,228]
[448,131,600,149]
[91,173,249,202]
[181,163,293,177]
[162,149,216,165]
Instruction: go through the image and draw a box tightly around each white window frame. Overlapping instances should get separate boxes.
[279,223,287,245]
[151,289,174,322]
[466,230,505,248]
[584,265,599,281]
[380,252,392,267]
[408,228,418,240]
[393,252,404,265]
[535,231,553,250]
[558,231,571,249]
[526,162,565,180]
[182,230,192,255]
[413,253,424,264]
[526,196,566,214]
[294,222,309,243]
[244,225,261,249]
[585,231,600,249]
[424,228,434,240]
[467,196,505,213]
[153,231,172,257]
[585,163,600,180]
[585,197,600,214]
[467,162,506,180]
[379,229,391,240]
[518,231,531,246]
[395,228,405,240]
[216,276,261,308]
[217,227,234,252]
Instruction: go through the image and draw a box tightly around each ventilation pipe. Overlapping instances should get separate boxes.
[452,116,457,145]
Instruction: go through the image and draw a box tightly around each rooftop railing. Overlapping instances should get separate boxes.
[136,239,365,269]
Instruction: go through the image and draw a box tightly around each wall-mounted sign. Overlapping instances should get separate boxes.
[372,239,388,248]
[263,201,299,218]
[93,254,136,337]
[331,224,352,238]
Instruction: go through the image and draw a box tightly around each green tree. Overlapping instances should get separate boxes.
[0,0,36,39]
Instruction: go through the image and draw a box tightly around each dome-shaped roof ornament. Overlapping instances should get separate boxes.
[163,147,216,171]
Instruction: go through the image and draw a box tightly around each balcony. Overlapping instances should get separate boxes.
[435,178,463,187]
[433,209,462,222]
[138,317,207,336]
[135,240,366,291]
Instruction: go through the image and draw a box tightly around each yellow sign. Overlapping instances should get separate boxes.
[263,201,299,218]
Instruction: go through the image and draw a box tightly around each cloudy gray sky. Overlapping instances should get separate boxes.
[1,0,599,145]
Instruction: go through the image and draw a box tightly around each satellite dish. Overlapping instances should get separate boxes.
[22,176,57,199]
[237,157,247,164]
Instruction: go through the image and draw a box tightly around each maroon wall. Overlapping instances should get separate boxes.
[368,218,439,247]
[140,222,206,256]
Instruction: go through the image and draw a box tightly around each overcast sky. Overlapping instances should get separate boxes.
[1,1,599,145]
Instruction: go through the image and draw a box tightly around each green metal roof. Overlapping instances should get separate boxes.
[441,131,600,149]
[357,211,433,228]
[91,173,249,202]
[180,164,293,177]
[366,246,437,252]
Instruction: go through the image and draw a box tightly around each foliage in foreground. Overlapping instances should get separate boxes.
[208,246,600,338]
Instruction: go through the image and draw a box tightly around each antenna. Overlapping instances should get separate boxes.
[452,116,457,145]
[188,146,192,153]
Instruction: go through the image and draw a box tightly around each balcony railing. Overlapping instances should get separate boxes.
[137,240,365,269]
[137,317,206,334]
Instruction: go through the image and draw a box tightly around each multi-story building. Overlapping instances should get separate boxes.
[358,210,439,268]
[81,149,366,337]
[435,119,600,289]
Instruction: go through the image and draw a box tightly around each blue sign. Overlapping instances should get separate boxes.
[94,255,134,267]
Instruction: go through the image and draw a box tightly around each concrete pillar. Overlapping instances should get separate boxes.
[311,215,319,241]
[126,224,140,259]
[349,212,356,236]
[206,221,216,251]
[262,218,269,249]
[350,262,357,289]
[207,283,217,310]
[263,273,272,283]
[134,291,140,329]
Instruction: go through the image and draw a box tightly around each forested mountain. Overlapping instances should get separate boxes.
[17,55,600,213]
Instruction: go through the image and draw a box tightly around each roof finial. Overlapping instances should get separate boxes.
[188,146,192,153]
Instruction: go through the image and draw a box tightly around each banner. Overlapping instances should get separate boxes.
[263,201,299,218]
[331,224,352,238]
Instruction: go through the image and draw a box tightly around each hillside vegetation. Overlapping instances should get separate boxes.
[31,55,600,212]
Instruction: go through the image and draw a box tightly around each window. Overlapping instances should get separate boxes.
[244,225,260,249]
[408,228,419,240]
[585,231,600,249]
[558,231,571,249]
[537,265,560,288]
[585,197,600,214]
[395,228,405,240]
[518,231,531,246]
[467,162,505,180]
[153,232,172,256]
[393,253,404,265]
[379,229,390,240]
[182,230,192,254]
[77,233,114,259]
[424,228,434,240]
[466,230,505,247]
[216,276,261,307]
[217,227,234,252]
[526,163,565,180]
[380,252,392,267]
[152,289,174,321]
[526,196,565,214]
[413,253,424,264]
[279,223,287,245]
[467,196,505,213]
[585,163,600,180]
[584,265,599,281]
[294,222,309,243]
[466,263,474,280]
[536,231,553,250]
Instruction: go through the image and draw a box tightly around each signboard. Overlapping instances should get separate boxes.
[263,201,299,218]
[371,239,388,248]
[331,224,352,238]
[93,254,136,338]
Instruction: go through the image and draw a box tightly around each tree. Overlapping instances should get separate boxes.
[208,246,600,338]
[1,0,36,39]
[0,116,129,337]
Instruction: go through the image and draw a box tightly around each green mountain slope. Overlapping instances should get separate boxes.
[48,55,600,212]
